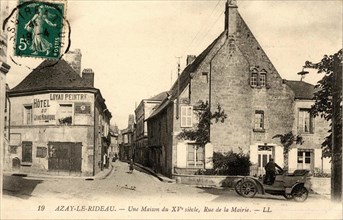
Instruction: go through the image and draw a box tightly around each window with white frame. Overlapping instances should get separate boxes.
[254,110,264,130]
[297,149,312,170]
[181,106,193,128]
[187,144,204,168]
[259,73,266,87]
[250,73,258,86]
[250,68,267,87]
[23,105,33,125]
[57,104,73,125]
[298,109,314,133]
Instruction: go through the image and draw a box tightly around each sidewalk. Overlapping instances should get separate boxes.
[2,165,114,180]
[310,177,330,196]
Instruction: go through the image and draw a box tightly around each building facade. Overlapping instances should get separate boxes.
[109,125,119,159]
[134,92,167,167]
[1,0,11,171]
[119,115,135,162]
[5,60,111,176]
[285,80,330,174]
[147,0,330,178]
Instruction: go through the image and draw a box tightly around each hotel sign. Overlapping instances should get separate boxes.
[31,93,92,125]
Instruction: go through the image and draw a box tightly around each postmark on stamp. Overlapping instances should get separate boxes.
[14,0,66,59]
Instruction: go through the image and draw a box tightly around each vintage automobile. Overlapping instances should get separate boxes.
[234,169,311,202]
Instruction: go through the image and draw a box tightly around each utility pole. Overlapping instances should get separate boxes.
[176,56,182,120]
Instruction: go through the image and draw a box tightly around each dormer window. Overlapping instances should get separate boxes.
[260,72,266,87]
[250,68,267,88]
[250,73,258,86]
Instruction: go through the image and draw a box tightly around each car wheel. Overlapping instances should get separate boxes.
[240,180,257,198]
[283,193,293,200]
[292,186,309,202]
[234,180,243,196]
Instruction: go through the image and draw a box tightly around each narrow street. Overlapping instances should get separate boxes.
[2,161,341,219]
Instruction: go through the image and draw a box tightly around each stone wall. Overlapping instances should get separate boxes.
[6,92,109,176]
[189,15,295,154]
[147,102,174,177]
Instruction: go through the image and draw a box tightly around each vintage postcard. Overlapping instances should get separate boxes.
[1,0,342,219]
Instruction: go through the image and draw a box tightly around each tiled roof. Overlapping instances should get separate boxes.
[284,80,315,100]
[169,31,226,100]
[146,91,168,101]
[147,95,172,120]
[10,59,93,93]
[148,31,226,120]
[9,59,112,119]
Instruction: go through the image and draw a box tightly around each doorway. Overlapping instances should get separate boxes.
[257,145,273,175]
[48,142,82,173]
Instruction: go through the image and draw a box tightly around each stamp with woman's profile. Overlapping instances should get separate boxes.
[15,0,66,59]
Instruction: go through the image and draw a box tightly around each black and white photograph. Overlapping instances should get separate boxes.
[0,0,342,219]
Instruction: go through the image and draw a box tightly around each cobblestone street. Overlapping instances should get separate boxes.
[2,161,341,219]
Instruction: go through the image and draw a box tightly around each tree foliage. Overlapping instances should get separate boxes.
[177,101,227,145]
[272,131,303,170]
[212,150,251,176]
[304,49,342,158]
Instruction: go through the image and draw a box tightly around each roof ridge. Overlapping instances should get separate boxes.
[168,30,226,99]
[10,59,92,93]
[284,79,315,86]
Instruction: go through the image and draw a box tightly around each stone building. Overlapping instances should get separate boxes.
[147,0,329,178]
[119,115,135,161]
[285,80,330,174]
[134,92,167,167]
[5,60,112,176]
[109,125,119,158]
[1,0,11,169]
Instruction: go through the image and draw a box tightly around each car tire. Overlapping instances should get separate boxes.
[240,180,257,198]
[234,179,243,196]
[292,186,309,202]
[283,193,293,200]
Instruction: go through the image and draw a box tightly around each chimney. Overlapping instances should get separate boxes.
[186,55,196,66]
[128,114,135,127]
[224,0,238,36]
[64,49,82,76]
[82,68,94,87]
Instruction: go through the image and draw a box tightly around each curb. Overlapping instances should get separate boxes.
[3,166,113,180]
[133,163,163,181]
[100,163,115,179]
[133,163,175,183]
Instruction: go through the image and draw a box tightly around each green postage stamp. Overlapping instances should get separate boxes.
[15,0,66,59]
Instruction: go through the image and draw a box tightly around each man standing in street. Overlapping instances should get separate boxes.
[264,158,283,185]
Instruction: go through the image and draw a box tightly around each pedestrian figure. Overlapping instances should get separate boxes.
[103,153,108,169]
[264,158,283,185]
[129,159,134,174]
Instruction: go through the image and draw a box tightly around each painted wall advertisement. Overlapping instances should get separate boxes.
[31,93,92,125]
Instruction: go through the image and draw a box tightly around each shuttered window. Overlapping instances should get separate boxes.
[187,144,204,168]
[181,106,193,128]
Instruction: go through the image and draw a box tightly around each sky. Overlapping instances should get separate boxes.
[5,0,343,129]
